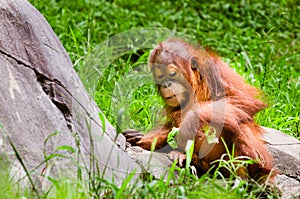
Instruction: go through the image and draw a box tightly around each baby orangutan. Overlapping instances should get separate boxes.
[123,38,277,184]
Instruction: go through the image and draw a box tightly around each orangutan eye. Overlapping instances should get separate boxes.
[191,57,198,70]
[169,70,176,77]
[157,74,164,79]
[167,66,177,77]
[154,67,164,79]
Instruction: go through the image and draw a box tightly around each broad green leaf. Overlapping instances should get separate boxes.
[204,126,219,144]
[167,127,179,149]
[185,139,195,170]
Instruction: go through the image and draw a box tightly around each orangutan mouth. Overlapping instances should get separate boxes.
[166,95,176,99]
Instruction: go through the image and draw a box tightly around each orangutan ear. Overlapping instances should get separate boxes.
[198,59,225,100]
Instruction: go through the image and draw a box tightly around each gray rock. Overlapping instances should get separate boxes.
[262,127,300,198]
[0,0,140,189]
[262,127,300,180]
[126,146,173,180]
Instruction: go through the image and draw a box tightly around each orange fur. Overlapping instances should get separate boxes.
[124,38,277,182]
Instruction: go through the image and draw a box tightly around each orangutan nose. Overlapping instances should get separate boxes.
[162,81,172,88]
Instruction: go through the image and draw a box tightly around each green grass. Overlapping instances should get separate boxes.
[29,0,299,138]
[5,0,299,198]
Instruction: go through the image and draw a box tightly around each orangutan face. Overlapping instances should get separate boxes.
[152,64,191,107]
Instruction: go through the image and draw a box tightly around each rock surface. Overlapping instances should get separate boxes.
[0,0,140,188]
[262,127,300,198]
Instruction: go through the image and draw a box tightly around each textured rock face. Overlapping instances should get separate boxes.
[0,0,140,187]
[262,127,300,198]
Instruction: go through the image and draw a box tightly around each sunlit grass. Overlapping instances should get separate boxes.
[30,0,299,138]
